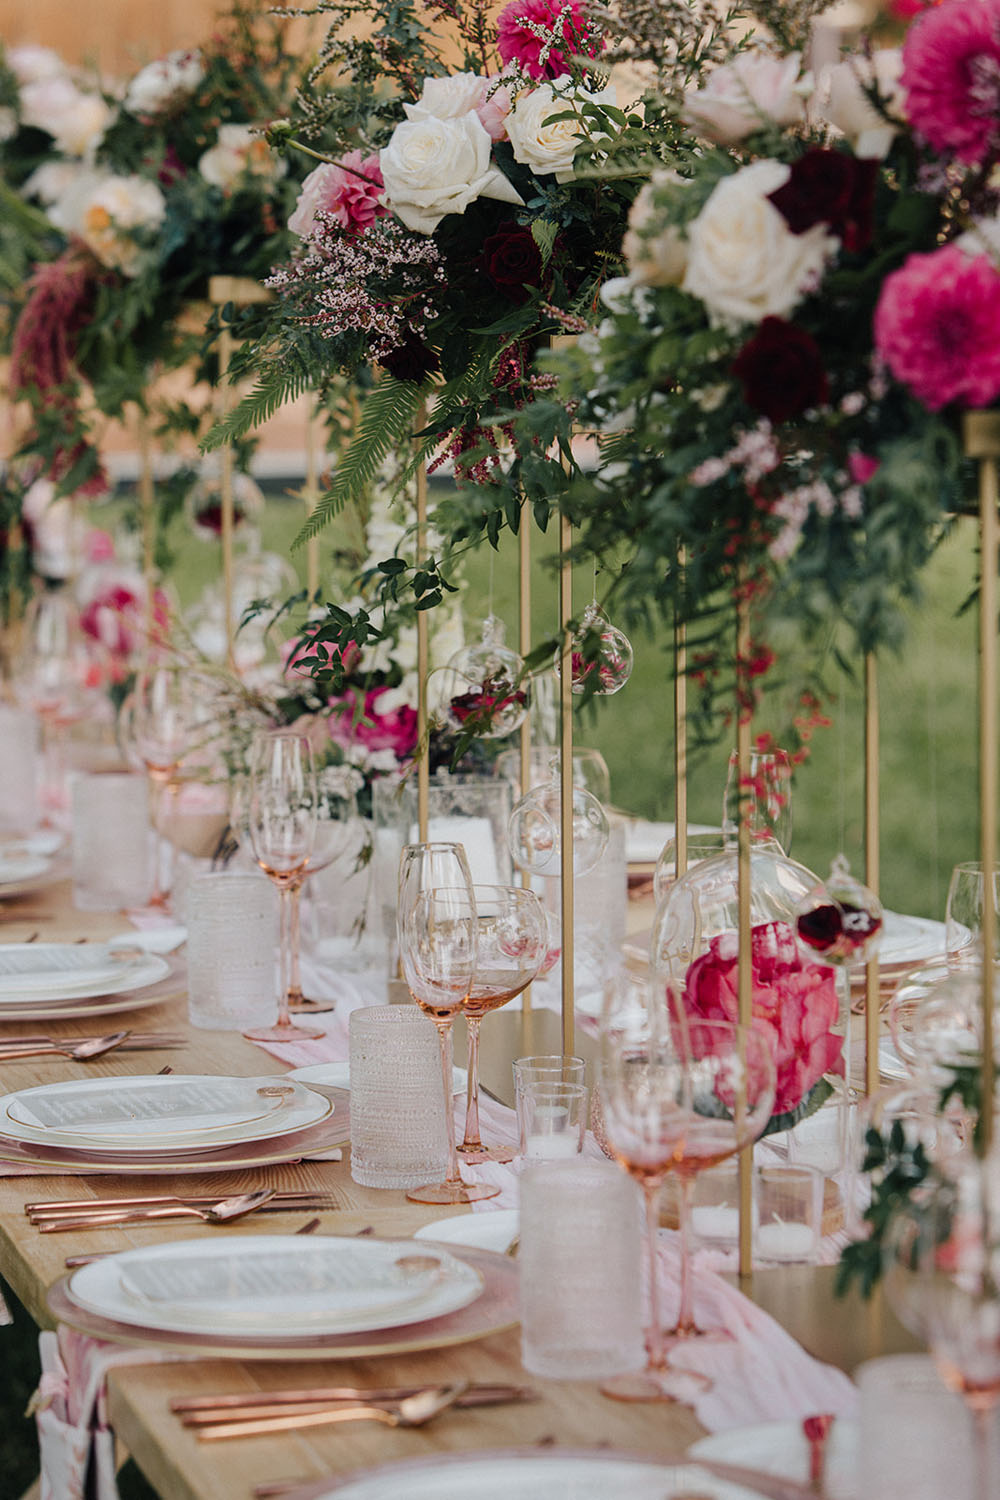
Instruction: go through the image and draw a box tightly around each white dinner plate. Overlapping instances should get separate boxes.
[0,1074,331,1152]
[0,944,170,1002]
[0,830,63,859]
[68,1236,484,1339]
[309,1451,774,1500]
[690,1420,859,1500]
[874,911,946,968]
[288,1060,468,1095]
[0,853,51,887]
[414,1208,520,1256]
[623,820,718,866]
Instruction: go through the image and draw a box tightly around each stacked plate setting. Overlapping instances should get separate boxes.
[0,941,175,1021]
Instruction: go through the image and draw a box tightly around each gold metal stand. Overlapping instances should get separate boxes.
[559,513,575,1056]
[519,508,535,1055]
[964,411,1000,1155]
[304,403,322,599]
[864,654,880,1097]
[673,553,687,880]
[136,409,156,661]
[415,409,429,844]
[735,588,753,1278]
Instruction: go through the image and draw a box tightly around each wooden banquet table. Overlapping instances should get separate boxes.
[0,878,919,1500]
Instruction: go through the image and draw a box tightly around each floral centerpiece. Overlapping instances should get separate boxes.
[1,6,302,503]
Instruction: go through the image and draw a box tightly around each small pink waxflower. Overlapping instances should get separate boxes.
[901,0,1000,164]
[288,151,386,239]
[874,243,1000,411]
[496,0,600,80]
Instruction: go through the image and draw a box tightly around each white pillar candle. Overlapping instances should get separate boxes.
[754,1220,817,1261]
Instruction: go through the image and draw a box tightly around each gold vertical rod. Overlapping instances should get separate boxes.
[674,549,687,879]
[216,317,237,673]
[415,412,429,844]
[519,506,535,1055]
[305,403,321,599]
[735,584,753,1280]
[136,409,156,661]
[864,654,881,1098]
[559,512,575,1057]
[979,454,998,1157]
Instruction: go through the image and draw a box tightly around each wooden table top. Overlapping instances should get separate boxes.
[0,878,919,1500]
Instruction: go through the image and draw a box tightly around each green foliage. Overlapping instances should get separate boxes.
[835,1120,933,1300]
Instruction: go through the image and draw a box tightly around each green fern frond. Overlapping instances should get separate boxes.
[201,355,315,453]
[292,375,426,548]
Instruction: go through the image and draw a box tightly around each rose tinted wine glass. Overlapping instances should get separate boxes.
[455,883,548,1164]
[243,727,322,1043]
[285,772,361,1015]
[599,988,775,1400]
[399,884,499,1205]
[126,666,204,908]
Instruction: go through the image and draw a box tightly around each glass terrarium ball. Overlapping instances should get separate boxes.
[508,780,609,877]
[442,615,529,740]
[794,854,883,968]
[554,603,634,696]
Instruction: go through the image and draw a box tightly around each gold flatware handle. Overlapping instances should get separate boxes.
[198,1405,401,1441]
[31,1192,337,1215]
[174,1384,536,1419]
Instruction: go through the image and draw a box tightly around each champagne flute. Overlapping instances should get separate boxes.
[456,883,548,1164]
[885,1155,1000,1500]
[286,772,361,1016]
[399,884,499,1205]
[125,667,203,909]
[598,985,775,1400]
[243,727,322,1043]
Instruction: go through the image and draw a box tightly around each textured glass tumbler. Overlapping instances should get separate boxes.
[0,705,39,835]
[349,1004,450,1189]
[184,871,278,1031]
[71,772,152,911]
[519,1159,645,1379]
[857,1355,982,1499]
[517,1081,588,1159]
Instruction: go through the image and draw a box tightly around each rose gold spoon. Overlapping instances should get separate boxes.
[43,1188,276,1233]
[0,1030,132,1062]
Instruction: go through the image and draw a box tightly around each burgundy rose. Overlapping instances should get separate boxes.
[769,148,878,253]
[380,331,441,383]
[481,221,543,304]
[732,317,829,423]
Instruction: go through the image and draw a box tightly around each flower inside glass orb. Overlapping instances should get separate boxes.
[554,602,634,696]
[795,854,883,967]
[443,615,529,739]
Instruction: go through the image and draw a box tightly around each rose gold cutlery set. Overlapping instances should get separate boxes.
[26,1189,339,1233]
[0,1030,187,1060]
[172,1379,539,1441]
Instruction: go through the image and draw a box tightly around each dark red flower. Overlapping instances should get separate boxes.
[481,221,543,304]
[769,148,878,253]
[732,317,829,423]
[380,331,441,383]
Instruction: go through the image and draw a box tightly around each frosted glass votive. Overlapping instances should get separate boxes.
[512,1054,586,1096]
[71,771,152,911]
[184,871,278,1030]
[0,705,39,835]
[349,1004,449,1189]
[519,1159,644,1379]
[753,1164,822,1263]
[517,1080,588,1159]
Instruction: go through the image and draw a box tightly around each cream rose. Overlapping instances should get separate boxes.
[682,160,837,328]
[405,73,489,122]
[814,49,903,159]
[682,51,808,146]
[379,110,522,235]
[622,172,689,287]
[505,77,617,183]
[20,77,112,156]
[125,49,205,116]
[199,124,286,191]
[50,171,166,276]
[7,46,65,85]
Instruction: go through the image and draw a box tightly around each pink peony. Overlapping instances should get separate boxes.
[684,920,843,1119]
[326,687,418,760]
[874,244,1000,411]
[496,0,600,80]
[477,76,514,140]
[847,451,880,485]
[288,151,386,239]
[901,0,1000,164]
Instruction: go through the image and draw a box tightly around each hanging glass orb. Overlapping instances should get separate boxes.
[554,602,634,696]
[795,854,884,968]
[442,615,529,740]
[508,777,609,877]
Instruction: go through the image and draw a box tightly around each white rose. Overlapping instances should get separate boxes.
[505,77,617,183]
[7,46,65,85]
[379,110,522,235]
[0,107,16,144]
[50,90,113,156]
[405,73,488,122]
[682,160,837,328]
[814,48,903,159]
[125,49,205,116]
[198,123,286,191]
[682,51,808,146]
[50,171,166,276]
[22,159,88,204]
[622,172,689,287]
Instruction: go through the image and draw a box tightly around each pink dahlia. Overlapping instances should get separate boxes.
[901,0,1000,164]
[327,687,418,761]
[288,151,386,239]
[874,244,1000,410]
[496,0,601,80]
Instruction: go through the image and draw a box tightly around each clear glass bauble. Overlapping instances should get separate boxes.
[186,465,264,540]
[494,745,611,808]
[722,748,793,853]
[441,615,529,740]
[553,602,634,696]
[888,956,1000,1079]
[795,854,884,968]
[508,778,609,878]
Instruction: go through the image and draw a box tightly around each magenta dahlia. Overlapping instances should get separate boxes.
[496,0,600,80]
[873,244,1000,410]
[901,0,1000,164]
